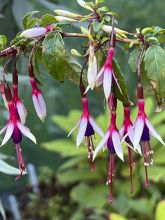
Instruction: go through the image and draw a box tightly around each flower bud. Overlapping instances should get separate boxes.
[20,27,49,39]
[77,0,94,12]
[55,16,77,22]
[102,25,128,38]
[54,10,81,18]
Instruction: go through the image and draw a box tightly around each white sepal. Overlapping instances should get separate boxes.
[76,117,87,147]
[112,131,124,161]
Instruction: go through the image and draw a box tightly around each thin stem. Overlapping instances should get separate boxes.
[137,47,145,84]
[79,60,88,97]
[110,16,116,48]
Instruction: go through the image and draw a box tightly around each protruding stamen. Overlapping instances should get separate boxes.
[128,147,134,193]
[15,144,26,180]
[107,154,115,204]
[87,137,95,172]
[142,142,150,187]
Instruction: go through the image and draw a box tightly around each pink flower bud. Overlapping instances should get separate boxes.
[20,25,53,39]
[30,78,46,122]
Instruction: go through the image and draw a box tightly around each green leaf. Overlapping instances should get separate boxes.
[40,14,57,26]
[0,159,26,175]
[42,31,66,81]
[129,198,153,217]
[128,48,140,72]
[57,167,100,185]
[23,11,39,29]
[109,213,128,220]
[0,35,7,50]
[52,110,81,133]
[70,183,107,208]
[144,45,165,81]
[93,20,104,32]
[149,165,165,182]
[41,140,86,157]
[112,59,129,105]
[65,56,87,86]
[155,200,165,220]
[26,17,40,29]
[144,45,165,97]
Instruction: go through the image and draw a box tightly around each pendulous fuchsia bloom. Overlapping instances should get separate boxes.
[68,97,104,171]
[93,109,124,203]
[95,47,121,101]
[28,62,46,122]
[20,25,53,39]
[86,42,97,91]
[0,84,37,179]
[30,77,46,122]
[133,97,165,186]
[133,98,165,148]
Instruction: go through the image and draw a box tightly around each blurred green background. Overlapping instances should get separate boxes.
[0,0,165,219]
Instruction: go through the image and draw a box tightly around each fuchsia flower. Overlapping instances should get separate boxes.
[0,84,36,179]
[133,98,165,186]
[68,97,104,171]
[30,77,46,122]
[20,25,53,39]
[0,85,36,147]
[95,47,116,101]
[93,110,123,203]
[133,99,165,148]
[93,111,124,161]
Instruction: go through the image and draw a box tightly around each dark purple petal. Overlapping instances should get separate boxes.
[107,136,116,154]
[12,126,22,144]
[85,122,94,137]
[141,124,150,142]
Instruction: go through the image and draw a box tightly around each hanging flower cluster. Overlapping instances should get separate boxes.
[66,17,165,203]
[0,0,165,204]
[0,55,46,179]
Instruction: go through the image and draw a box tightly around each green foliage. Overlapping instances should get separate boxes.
[40,14,57,26]
[155,200,165,220]
[112,59,129,105]
[0,35,7,50]
[128,48,140,73]
[42,31,66,81]
[23,11,39,29]
[144,44,165,97]
[144,45,165,84]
